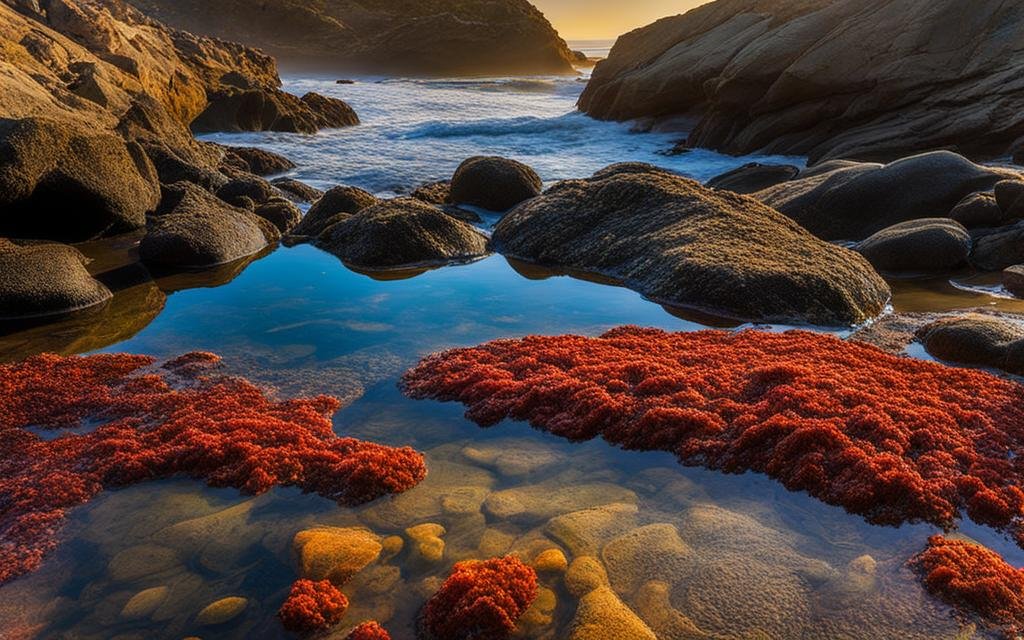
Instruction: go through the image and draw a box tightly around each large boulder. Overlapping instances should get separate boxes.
[289,185,379,241]
[0,239,112,320]
[191,88,358,134]
[492,164,890,326]
[126,0,577,76]
[580,0,1024,163]
[0,117,159,241]
[755,152,1008,241]
[140,182,279,268]
[854,219,971,273]
[316,198,489,270]
[450,156,543,212]
[917,314,1024,375]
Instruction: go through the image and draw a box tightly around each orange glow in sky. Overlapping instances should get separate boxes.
[533,0,707,40]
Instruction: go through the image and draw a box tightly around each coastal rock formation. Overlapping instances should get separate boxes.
[705,162,799,194]
[755,152,1008,241]
[0,240,112,319]
[1004,266,1024,299]
[219,146,295,176]
[289,186,379,241]
[580,0,1024,163]
[126,0,577,76]
[492,164,889,325]
[403,327,1024,547]
[854,219,971,273]
[140,182,280,268]
[916,314,1024,375]
[950,193,1006,229]
[192,88,358,134]
[317,198,489,270]
[450,156,543,212]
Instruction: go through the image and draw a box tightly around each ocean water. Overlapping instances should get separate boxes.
[1,67,1019,640]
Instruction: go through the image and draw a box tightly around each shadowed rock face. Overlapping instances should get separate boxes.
[126,0,577,76]
[580,0,1024,163]
[0,240,112,320]
[491,164,891,326]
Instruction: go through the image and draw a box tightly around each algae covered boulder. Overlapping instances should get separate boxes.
[316,198,489,270]
[492,163,890,325]
[290,185,380,241]
[450,156,543,212]
[0,117,159,241]
[917,314,1024,376]
[0,240,112,320]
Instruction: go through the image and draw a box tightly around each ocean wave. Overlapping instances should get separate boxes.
[393,113,595,141]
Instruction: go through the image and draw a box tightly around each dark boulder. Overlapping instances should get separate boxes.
[492,164,890,326]
[316,198,488,270]
[191,88,358,134]
[706,163,799,194]
[271,178,324,203]
[971,222,1024,271]
[0,117,159,241]
[1003,266,1024,299]
[216,174,280,207]
[995,180,1024,219]
[949,192,1006,229]
[289,185,379,241]
[254,197,302,233]
[0,239,112,320]
[854,219,971,273]
[219,146,296,176]
[140,182,279,268]
[755,152,1008,241]
[411,180,451,205]
[300,92,359,128]
[917,314,1024,375]
[449,156,542,212]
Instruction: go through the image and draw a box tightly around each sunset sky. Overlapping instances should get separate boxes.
[533,0,706,40]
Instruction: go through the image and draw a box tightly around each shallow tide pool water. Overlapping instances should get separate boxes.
[1,61,1022,640]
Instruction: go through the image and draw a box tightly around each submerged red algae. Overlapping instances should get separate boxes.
[402,327,1024,543]
[278,579,349,634]
[913,536,1024,635]
[0,352,426,585]
[420,555,538,640]
[346,621,392,640]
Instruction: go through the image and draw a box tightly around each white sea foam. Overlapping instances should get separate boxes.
[200,71,803,197]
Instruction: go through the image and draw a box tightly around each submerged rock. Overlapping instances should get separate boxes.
[317,198,489,270]
[492,163,890,325]
[120,586,170,621]
[450,156,543,212]
[0,240,112,320]
[293,526,382,586]
[917,314,1024,375]
[0,117,159,241]
[854,219,971,272]
[196,596,247,626]
[140,182,279,268]
[565,557,656,640]
[579,0,1024,163]
[756,152,1008,241]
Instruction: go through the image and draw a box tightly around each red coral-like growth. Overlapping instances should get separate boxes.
[0,352,426,585]
[913,535,1024,634]
[421,555,538,640]
[278,579,349,634]
[346,621,392,640]
[402,327,1024,543]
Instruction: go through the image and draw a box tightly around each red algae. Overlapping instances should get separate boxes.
[0,352,426,585]
[278,579,349,634]
[346,621,392,640]
[402,327,1024,544]
[913,535,1024,635]
[420,555,538,640]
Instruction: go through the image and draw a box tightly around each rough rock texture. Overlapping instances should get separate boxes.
[316,198,489,270]
[219,145,295,176]
[854,219,971,273]
[0,117,159,240]
[950,192,1007,229]
[140,181,279,268]
[290,186,380,241]
[191,87,358,134]
[997,179,1024,219]
[755,152,1010,241]
[272,178,324,203]
[580,0,1024,163]
[972,221,1024,271]
[254,197,302,233]
[450,156,543,212]
[705,162,799,194]
[492,164,890,325]
[0,240,112,319]
[126,0,577,76]
[917,314,1024,375]
[1004,266,1024,299]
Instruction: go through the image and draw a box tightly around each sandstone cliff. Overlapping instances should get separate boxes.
[126,0,577,76]
[579,0,1024,163]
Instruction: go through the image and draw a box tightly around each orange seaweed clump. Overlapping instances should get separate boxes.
[346,621,392,640]
[913,535,1024,635]
[420,555,538,640]
[278,579,349,634]
[402,327,1024,544]
[0,352,426,585]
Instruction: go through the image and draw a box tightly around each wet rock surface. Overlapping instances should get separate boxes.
[449,156,543,212]
[854,219,971,273]
[0,240,112,320]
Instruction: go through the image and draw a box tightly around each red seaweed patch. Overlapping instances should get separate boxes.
[420,555,538,640]
[346,621,392,640]
[278,579,349,634]
[0,352,426,585]
[913,536,1024,635]
[402,326,1024,544]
